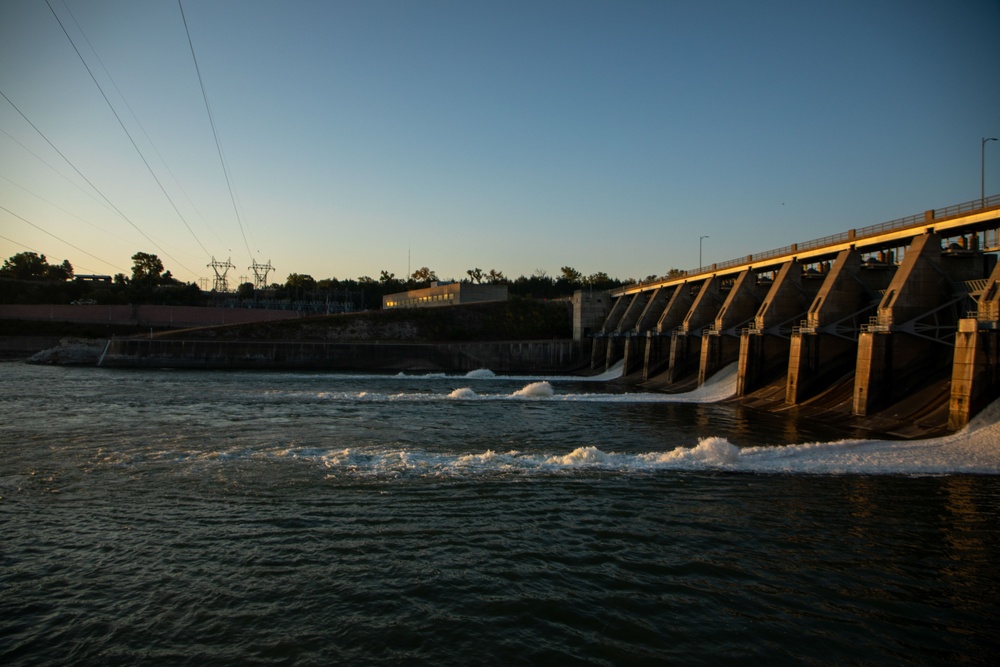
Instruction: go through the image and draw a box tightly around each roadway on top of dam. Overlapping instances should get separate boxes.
[613,194,1000,298]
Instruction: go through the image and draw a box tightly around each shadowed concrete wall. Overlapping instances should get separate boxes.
[614,291,651,373]
[642,284,693,380]
[591,293,631,370]
[948,260,1000,428]
[853,233,956,416]
[667,277,724,384]
[100,339,581,373]
[622,288,672,376]
[737,261,813,396]
[948,319,1000,429]
[0,304,301,328]
[699,270,764,386]
[786,249,892,404]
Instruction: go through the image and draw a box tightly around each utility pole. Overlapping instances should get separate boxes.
[983,137,997,207]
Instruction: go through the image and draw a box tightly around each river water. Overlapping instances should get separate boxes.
[1,362,998,665]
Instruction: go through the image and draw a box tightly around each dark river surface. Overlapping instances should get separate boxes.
[1,363,997,665]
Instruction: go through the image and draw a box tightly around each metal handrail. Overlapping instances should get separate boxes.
[617,194,1000,294]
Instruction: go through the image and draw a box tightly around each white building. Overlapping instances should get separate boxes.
[382,282,508,309]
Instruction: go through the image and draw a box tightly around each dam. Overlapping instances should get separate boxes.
[594,194,1000,436]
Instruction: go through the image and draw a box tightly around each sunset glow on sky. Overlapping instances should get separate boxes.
[2,0,998,286]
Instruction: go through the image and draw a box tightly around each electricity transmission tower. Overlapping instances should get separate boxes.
[207,256,235,292]
[250,259,274,290]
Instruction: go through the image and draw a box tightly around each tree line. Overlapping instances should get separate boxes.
[278,265,639,308]
[0,251,199,306]
[2,250,683,309]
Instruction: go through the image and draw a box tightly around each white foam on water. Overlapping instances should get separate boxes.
[447,387,479,400]
[289,364,737,404]
[134,405,1000,477]
[303,397,1000,477]
[586,360,625,382]
[197,368,998,477]
[303,425,1000,477]
[512,381,555,398]
[300,362,622,384]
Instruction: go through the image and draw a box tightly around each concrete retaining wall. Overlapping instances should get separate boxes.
[0,336,63,358]
[0,304,302,328]
[100,338,582,373]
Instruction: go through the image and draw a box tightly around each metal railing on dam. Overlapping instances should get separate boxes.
[614,193,1000,297]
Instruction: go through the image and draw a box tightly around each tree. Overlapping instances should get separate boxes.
[131,252,164,284]
[664,267,686,279]
[237,282,254,301]
[49,259,74,281]
[584,271,611,286]
[411,267,437,283]
[1,252,52,280]
[160,270,180,285]
[466,268,484,283]
[485,269,506,284]
[559,266,582,283]
[379,270,397,284]
[0,252,74,281]
[286,273,317,290]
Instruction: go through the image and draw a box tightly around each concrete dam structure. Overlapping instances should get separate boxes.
[594,195,1000,436]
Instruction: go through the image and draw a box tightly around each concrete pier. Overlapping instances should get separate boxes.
[699,270,764,386]
[948,319,1000,429]
[591,293,631,370]
[622,287,673,375]
[667,277,724,384]
[614,290,651,374]
[643,284,694,380]
[785,249,892,404]
[853,233,960,416]
[737,261,817,396]
[948,260,1000,428]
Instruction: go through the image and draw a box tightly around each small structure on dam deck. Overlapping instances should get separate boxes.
[571,289,612,354]
[382,282,507,309]
[593,194,1000,433]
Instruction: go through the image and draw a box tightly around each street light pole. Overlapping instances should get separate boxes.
[983,137,997,207]
[699,235,709,269]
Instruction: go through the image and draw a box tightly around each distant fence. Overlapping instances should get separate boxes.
[0,304,303,328]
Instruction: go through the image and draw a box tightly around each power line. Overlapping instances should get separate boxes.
[0,125,123,216]
[58,0,230,251]
[45,0,211,267]
[0,173,120,239]
[178,0,254,264]
[0,204,122,272]
[0,87,191,276]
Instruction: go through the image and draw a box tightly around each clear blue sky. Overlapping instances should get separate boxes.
[2,0,998,286]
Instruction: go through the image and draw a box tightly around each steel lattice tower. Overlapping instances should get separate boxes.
[250,259,274,290]
[207,256,235,292]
